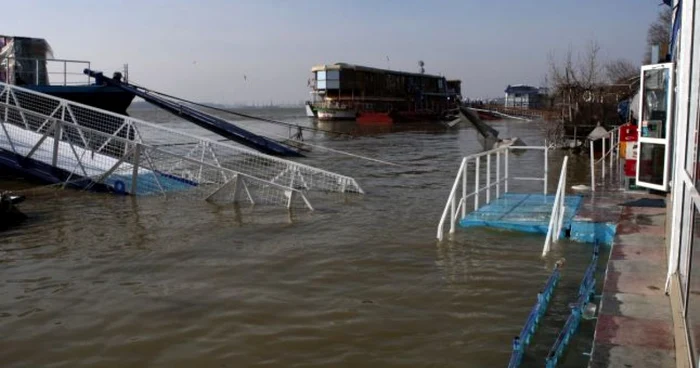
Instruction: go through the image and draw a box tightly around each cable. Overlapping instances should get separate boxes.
[127,81,401,166]
[127,81,356,138]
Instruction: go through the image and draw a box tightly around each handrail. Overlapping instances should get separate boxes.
[545,241,600,368]
[437,145,549,240]
[437,157,468,238]
[542,156,569,256]
[589,125,621,191]
[1,57,91,86]
[507,261,563,368]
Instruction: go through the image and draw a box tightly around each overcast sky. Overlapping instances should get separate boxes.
[5,0,661,104]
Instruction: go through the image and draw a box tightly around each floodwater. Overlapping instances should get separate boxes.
[0,107,607,367]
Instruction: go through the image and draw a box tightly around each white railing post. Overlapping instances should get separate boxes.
[496,151,501,198]
[616,128,621,162]
[543,156,569,256]
[131,144,141,194]
[544,146,549,195]
[590,142,595,191]
[602,137,606,180]
[505,148,509,193]
[609,133,613,172]
[474,157,480,211]
[450,191,456,234]
[52,120,60,167]
[486,153,491,204]
[462,158,467,218]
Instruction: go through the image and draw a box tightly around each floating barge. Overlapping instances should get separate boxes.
[306,63,461,123]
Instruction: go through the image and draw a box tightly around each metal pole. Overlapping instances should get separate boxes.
[474,157,480,211]
[450,190,456,234]
[35,59,39,85]
[496,151,501,198]
[590,142,595,191]
[462,158,467,218]
[486,153,491,203]
[602,137,606,180]
[544,146,549,195]
[505,149,509,193]
[52,120,60,167]
[609,134,613,172]
[63,61,67,86]
[131,144,141,194]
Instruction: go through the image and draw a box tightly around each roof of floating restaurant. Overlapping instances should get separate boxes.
[504,84,541,94]
[311,63,452,80]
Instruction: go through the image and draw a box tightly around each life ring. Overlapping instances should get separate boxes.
[583,90,593,103]
[113,180,126,194]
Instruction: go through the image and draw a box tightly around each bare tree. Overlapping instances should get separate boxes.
[644,7,673,63]
[605,59,639,84]
[548,41,602,92]
[578,40,601,89]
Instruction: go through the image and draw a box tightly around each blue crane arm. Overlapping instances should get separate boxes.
[84,69,302,157]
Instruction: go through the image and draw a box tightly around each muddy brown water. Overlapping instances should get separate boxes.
[0,107,606,367]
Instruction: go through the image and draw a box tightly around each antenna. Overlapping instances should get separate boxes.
[418,60,425,74]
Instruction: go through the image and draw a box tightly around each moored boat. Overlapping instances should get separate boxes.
[0,35,135,115]
[307,62,461,123]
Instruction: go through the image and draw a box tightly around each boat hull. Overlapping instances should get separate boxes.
[304,102,317,118]
[317,108,356,121]
[24,85,135,115]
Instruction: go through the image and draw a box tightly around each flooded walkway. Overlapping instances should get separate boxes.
[583,190,676,367]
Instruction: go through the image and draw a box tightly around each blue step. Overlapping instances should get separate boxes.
[459,193,583,236]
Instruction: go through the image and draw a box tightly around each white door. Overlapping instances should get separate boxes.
[636,63,674,191]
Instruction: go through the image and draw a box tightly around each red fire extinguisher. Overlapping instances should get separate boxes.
[619,122,638,177]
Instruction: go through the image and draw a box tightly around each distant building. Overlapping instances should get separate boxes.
[504,84,548,108]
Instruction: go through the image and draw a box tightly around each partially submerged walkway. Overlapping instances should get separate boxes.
[460,193,582,235]
[583,189,676,367]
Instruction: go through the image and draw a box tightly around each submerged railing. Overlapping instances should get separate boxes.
[589,126,621,191]
[507,261,563,368]
[436,145,549,241]
[0,82,363,209]
[542,156,569,256]
[545,241,600,368]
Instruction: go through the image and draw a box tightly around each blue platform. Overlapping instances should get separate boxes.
[459,193,584,237]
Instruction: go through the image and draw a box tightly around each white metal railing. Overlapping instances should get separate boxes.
[436,145,549,240]
[1,57,92,86]
[542,155,569,256]
[0,82,363,209]
[589,125,621,191]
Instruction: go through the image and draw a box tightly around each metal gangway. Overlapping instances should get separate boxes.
[84,69,301,157]
[0,82,363,209]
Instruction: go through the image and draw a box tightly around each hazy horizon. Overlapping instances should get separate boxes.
[5,0,661,104]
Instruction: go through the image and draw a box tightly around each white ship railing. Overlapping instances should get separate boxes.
[542,155,569,256]
[0,82,363,209]
[436,145,549,241]
[589,125,622,191]
[1,57,92,86]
